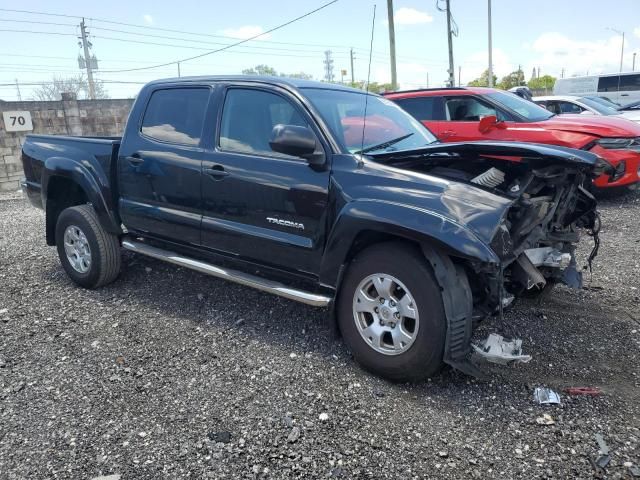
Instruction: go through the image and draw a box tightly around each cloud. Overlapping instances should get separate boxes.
[143,14,153,25]
[394,7,433,25]
[220,25,271,40]
[461,48,514,84]
[634,27,640,39]
[528,32,629,76]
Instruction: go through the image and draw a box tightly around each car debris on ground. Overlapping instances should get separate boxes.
[472,333,532,365]
[1,190,639,478]
[533,387,561,405]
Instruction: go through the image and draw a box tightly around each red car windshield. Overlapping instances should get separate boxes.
[486,90,555,122]
[303,88,437,154]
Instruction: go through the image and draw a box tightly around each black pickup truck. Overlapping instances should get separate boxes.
[21,76,604,381]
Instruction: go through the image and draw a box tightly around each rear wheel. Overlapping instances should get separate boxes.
[55,204,121,289]
[337,242,447,382]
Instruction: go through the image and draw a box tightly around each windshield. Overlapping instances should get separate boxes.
[486,90,554,121]
[302,88,437,154]
[579,96,621,115]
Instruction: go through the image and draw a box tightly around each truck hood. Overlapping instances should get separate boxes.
[369,140,601,168]
[538,114,640,137]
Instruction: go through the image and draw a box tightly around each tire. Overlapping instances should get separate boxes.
[337,242,447,383]
[55,204,121,289]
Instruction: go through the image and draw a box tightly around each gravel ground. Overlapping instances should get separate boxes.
[0,190,638,479]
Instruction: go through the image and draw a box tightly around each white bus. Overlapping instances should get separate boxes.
[553,72,640,106]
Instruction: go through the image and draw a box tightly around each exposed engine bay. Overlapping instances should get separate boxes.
[370,143,605,322]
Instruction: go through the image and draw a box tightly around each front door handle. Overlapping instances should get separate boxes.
[440,130,456,138]
[126,155,144,166]
[204,165,230,179]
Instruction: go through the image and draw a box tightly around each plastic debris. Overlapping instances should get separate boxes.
[564,387,602,396]
[533,387,561,405]
[590,434,611,473]
[595,433,609,455]
[472,333,532,365]
[535,413,555,425]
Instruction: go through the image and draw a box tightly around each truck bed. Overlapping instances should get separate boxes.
[21,134,121,210]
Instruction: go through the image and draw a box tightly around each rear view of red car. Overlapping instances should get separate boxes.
[384,87,640,190]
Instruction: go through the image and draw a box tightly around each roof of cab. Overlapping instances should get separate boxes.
[145,75,370,94]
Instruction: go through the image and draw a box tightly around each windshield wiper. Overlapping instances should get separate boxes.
[354,133,414,154]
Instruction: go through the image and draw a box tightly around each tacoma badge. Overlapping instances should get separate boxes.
[266,217,305,230]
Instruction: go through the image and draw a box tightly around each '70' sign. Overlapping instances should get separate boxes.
[2,111,33,132]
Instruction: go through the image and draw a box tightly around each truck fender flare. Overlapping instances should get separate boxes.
[42,157,120,235]
[319,200,499,288]
[420,244,480,377]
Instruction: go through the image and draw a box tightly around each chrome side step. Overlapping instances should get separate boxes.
[121,239,332,307]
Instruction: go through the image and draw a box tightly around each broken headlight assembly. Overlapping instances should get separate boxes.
[595,137,640,151]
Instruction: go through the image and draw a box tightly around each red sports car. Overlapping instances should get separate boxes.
[384,87,640,190]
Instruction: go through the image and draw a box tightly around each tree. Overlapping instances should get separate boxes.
[241,64,278,76]
[528,74,556,91]
[467,69,497,87]
[241,64,313,80]
[345,81,393,93]
[32,75,109,101]
[286,72,313,80]
[497,68,525,90]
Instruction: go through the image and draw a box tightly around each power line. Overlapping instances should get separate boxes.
[0,28,76,36]
[0,6,356,50]
[97,0,339,73]
[0,18,76,28]
[89,26,338,54]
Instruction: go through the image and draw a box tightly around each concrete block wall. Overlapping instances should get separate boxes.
[0,94,133,192]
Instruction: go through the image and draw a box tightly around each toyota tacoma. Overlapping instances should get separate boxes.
[21,76,603,382]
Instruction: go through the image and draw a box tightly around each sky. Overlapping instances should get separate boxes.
[0,0,639,100]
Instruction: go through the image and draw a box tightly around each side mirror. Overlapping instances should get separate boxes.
[269,124,321,163]
[478,115,502,133]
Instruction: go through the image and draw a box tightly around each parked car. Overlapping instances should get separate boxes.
[533,94,640,123]
[618,99,640,112]
[21,76,603,382]
[554,72,640,105]
[384,87,640,190]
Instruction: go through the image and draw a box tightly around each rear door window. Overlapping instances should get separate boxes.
[141,87,210,146]
[619,74,640,92]
[392,97,445,121]
[557,101,584,113]
[598,76,621,92]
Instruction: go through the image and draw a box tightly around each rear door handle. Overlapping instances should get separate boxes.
[204,165,230,179]
[126,155,144,166]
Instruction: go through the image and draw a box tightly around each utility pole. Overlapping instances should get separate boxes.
[487,0,493,87]
[619,32,625,72]
[458,66,461,87]
[561,68,565,78]
[633,52,637,71]
[323,50,334,82]
[426,72,429,88]
[15,78,21,101]
[177,62,181,77]
[445,0,455,87]
[350,48,355,84]
[386,0,397,89]
[79,19,96,100]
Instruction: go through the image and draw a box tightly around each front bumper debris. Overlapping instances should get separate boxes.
[472,333,532,365]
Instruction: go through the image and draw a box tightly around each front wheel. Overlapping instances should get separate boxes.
[337,242,447,382]
[55,204,121,289]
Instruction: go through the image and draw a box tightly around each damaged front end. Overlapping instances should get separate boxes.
[370,141,604,370]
